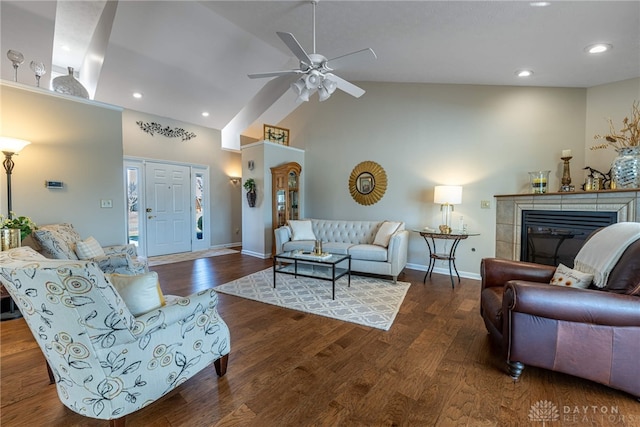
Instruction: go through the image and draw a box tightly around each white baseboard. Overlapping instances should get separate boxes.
[405,262,481,281]
[241,249,270,259]
[210,242,242,250]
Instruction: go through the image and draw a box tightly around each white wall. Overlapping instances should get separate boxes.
[122,109,242,247]
[280,82,589,277]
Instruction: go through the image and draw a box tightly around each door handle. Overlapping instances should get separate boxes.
[148,215,155,219]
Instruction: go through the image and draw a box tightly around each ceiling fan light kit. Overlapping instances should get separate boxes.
[248,0,376,103]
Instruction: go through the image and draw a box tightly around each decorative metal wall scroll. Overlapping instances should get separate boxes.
[136,121,197,141]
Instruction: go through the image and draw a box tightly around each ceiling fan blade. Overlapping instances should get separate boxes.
[326,73,366,98]
[277,31,312,66]
[326,48,376,71]
[248,70,301,79]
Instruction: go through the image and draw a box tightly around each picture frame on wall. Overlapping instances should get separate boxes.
[263,124,290,146]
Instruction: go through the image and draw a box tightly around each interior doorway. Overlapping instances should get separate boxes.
[124,159,210,257]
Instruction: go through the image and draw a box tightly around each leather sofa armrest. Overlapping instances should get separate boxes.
[481,258,556,290]
[504,281,640,327]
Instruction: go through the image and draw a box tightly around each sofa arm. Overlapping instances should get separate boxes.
[504,281,640,327]
[481,258,555,290]
[93,252,132,270]
[93,253,146,275]
[131,288,223,336]
[104,243,138,258]
[274,226,291,255]
[387,229,409,274]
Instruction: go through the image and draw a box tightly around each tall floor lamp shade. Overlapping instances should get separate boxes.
[434,185,462,234]
[0,137,30,321]
[0,137,30,218]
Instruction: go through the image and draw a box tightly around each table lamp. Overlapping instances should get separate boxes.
[434,185,462,234]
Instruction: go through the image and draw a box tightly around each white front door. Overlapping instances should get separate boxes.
[145,162,191,256]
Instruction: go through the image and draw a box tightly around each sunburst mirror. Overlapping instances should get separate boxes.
[349,161,387,206]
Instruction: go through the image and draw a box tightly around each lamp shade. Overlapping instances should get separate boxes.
[0,137,30,154]
[434,185,462,205]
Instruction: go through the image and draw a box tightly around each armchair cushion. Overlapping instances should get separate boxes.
[75,236,106,259]
[107,272,166,316]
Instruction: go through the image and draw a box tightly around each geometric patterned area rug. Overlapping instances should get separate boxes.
[215,268,410,330]
[148,248,239,266]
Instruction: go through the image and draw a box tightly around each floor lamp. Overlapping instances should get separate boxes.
[0,137,30,320]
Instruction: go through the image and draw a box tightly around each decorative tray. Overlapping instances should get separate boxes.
[292,251,332,260]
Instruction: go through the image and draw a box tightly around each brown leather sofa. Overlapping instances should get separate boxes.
[480,236,640,399]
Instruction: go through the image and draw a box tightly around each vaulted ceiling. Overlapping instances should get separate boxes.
[2,1,639,145]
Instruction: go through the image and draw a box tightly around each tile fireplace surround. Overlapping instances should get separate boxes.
[495,189,640,261]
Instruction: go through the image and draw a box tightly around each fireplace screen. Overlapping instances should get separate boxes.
[521,210,617,267]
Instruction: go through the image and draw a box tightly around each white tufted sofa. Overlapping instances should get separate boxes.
[274,219,409,282]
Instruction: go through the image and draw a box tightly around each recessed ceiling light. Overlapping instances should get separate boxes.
[61,45,71,52]
[585,43,612,54]
[530,2,551,7]
[516,70,533,77]
[201,111,210,117]
[132,92,143,99]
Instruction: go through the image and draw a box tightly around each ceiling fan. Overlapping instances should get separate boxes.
[248,0,377,102]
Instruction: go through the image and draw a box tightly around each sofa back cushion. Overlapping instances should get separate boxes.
[604,238,640,295]
[32,223,82,260]
[310,219,404,245]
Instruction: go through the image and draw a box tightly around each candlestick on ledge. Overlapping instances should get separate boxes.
[559,156,575,192]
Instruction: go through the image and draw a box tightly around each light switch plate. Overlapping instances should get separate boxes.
[100,199,113,208]
[481,200,491,209]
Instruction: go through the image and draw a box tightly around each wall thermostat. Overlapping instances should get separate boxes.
[45,181,64,189]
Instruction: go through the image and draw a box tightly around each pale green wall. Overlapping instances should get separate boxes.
[122,109,242,247]
[279,79,640,277]
[241,141,304,257]
[0,83,126,246]
[585,78,640,173]
[279,82,590,277]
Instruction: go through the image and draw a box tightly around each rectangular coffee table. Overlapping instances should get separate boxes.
[273,251,351,300]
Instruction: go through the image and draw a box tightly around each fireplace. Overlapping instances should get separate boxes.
[521,210,617,267]
[495,190,638,262]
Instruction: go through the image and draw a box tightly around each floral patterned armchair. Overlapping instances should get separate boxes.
[32,223,148,275]
[0,247,230,427]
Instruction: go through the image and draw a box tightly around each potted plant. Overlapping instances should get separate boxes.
[243,178,257,207]
[0,213,36,249]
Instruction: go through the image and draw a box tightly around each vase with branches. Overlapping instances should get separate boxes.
[592,101,640,189]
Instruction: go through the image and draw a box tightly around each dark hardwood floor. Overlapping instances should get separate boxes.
[1,252,638,426]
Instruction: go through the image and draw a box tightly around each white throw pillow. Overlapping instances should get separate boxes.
[107,271,166,316]
[373,221,401,247]
[550,263,593,289]
[75,236,105,259]
[289,220,316,241]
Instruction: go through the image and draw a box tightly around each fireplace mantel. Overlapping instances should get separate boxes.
[494,189,640,260]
